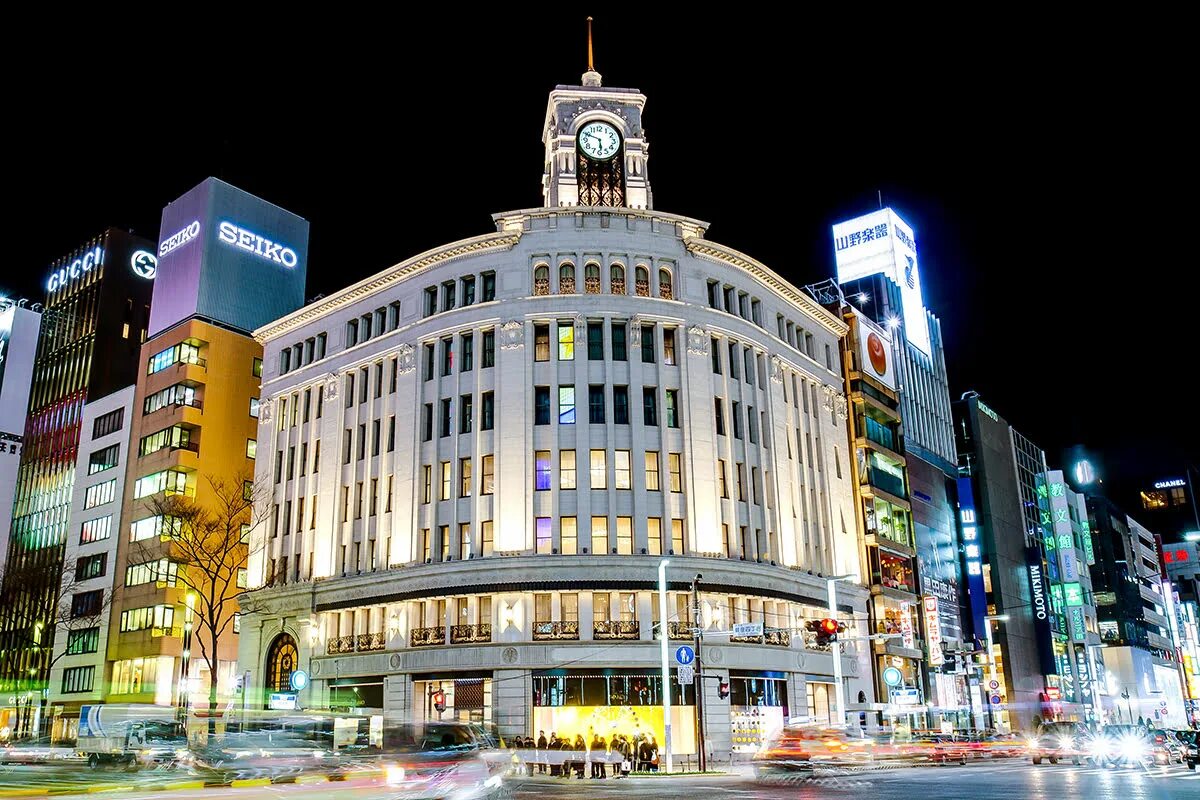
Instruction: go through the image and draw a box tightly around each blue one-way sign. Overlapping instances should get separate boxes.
[675,645,695,666]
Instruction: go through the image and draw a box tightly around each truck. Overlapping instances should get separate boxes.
[77,704,187,769]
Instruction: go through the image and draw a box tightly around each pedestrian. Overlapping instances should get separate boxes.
[537,730,547,773]
[648,734,659,772]
[574,734,586,778]
[637,736,651,772]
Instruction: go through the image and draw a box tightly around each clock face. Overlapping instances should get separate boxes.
[578,121,621,161]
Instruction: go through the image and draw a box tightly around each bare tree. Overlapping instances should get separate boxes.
[135,471,266,733]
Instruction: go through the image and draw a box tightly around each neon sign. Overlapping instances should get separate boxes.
[47,246,103,292]
[130,250,157,280]
[159,220,201,257]
[217,221,298,268]
[1155,478,1185,489]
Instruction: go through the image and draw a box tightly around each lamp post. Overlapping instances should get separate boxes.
[983,614,1009,731]
[657,558,672,774]
[825,575,855,728]
[691,574,706,773]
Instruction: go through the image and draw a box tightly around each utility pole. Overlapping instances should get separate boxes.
[658,559,672,774]
[691,574,706,773]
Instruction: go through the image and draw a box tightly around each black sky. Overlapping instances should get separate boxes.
[7,12,1195,508]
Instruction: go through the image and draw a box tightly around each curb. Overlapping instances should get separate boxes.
[229,778,272,788]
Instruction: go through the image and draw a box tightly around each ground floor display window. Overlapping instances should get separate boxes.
[414,675,492,724]
[329,676,384,711]
[730,671,789,753]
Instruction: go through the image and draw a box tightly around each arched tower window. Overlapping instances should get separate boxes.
[534,264,549,296]
[635,265,650,297]
[658,268,673,300]
[559,263,576,294]
[610,264,626,295]
[584,263,601,294]
[265,633,298,695]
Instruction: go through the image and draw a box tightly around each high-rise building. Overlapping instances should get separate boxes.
[1162,540,1200,725]
[238,67,873,761]
[0,230,155,738]
[1135,472,1198,544]
[97,179,308,729]
[831,210,968,724]
[0,299,42,559]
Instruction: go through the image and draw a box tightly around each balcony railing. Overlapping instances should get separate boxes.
[652,620,693,640]
[868,468,907,499]
[594,620,640,640]
[356,632,386,652]
[534,278,550,296]
[533,621,580,641]
[327,635,355,655]
[801,630,834,652]
[559,277,575,294]
[170,440,200,454]
[730,628,791,647]
[635,280,650,297]
[611,279,626,295]
[450,623,492,644]
[410,626,446,647]
[585,276,602,294]
[864,417,897,452]
[659,283,673,300]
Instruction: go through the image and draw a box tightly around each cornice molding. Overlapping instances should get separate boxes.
[254,230,522,343]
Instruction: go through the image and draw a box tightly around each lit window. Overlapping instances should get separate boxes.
[590,450,607,489]
[535,450,552,491]
[560,450,577,489]
[558,322,575,361]
[558,387,576,424]
[615,450,631,489]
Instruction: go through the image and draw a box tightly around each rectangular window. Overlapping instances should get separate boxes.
[439,525,450,562]
[645,452,660,491]
[84,479,117,509]
[357,424,367,460]
[462,275,476,305]
[665,389,679,428]
[732,401,743,439]
[249,397,260,418]
[423,343,435,380]
[459,523,472,559]
[642,388,657,426]
[558,322,575,360]
[125,558,178,588]
[536,517,552,555]
[481,520,494,556]
[590,449,607,489]
[611,323,627,361]
[752,466,761,504]
[588,385,605,424]
[641,324,655,363]
[374,362,384,398]
[441,337,453,376]
[344,373,355,408]
[482,271,496,302]
[558,387,576,424]
[133,469,188,499]
[387,417,396,452]
[561,517,577,555]
[663,329,677,365]
[534,386,551,425]
[422,465,432,504]
[481,391,494,430]
[560,449,576,489]
[718,459,729,498]
[81,515,112,543]
[615,450,631,489]
[253,357,264,377]
[66,627,100,655]
[75,553,106,581]
[748,407,758,444]
[422,403,433,441]
[147,342,201,374]
[460,394,473,434]
[714,399,726,436]
[61,666,95,694]
[613,386,629,424]
[648,518,663,555]
[729,343,740,380]
[481,455,495,495]
[424,286,438,316]
[87,444,120,475]
[535,450,552,491]
[313,440,321,472]
[460,458,472,497]
[711,338,722,374]
[708,280,720,309]
[440,398,452,437]
[736,462,746,501]
[461,332,474,371]
[534,324,550,361]
[671,519,685,554]
[669,453,682,492]
[482,329,495,367]
[617,517,633,555]
[587,321,604,360]
[591,517,608,555]
[71,590,104,618]
[440,461,452,501]
[442,281,456,312]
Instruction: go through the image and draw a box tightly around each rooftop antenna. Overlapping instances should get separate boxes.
[582,17,602,86]
[587,16,595,72]
[877,189,884,210]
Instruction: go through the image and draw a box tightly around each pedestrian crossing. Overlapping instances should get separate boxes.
[880,762,1200,782]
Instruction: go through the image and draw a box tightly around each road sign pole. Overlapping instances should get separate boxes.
[658,559,672,774]
[692,575,706,773]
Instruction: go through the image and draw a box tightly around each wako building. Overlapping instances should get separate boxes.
[239,69,872,762]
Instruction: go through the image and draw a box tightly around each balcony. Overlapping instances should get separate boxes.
[356,632,386,652]
[150,626,183,638]
[585,276,602,294]
[867,468,907,500]
[864,417,898,453]
[410,626,446,647]
[800,630,833,652]
[653,621,693,640]
[533,621,580,641]
[327,635,355,655]
[593,620,640,640]
[169,440,200,454]
[559,277,575,294]
[635,280,650,297]
[659,283,673,300]
[450,624,492,644]
[732,628,792,647]
[534,278,550,296]
[610,279,626,295]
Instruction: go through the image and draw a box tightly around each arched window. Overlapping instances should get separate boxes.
[658,268,673,300]
[584,262,601,294]
[635,265,650,297]
[265,633,298,694]
[533,264,549,296]
[559,263,576,294]
[610,264,626,294]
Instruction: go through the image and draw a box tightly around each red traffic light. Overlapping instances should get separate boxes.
[432,690,447,713]
[820,618,839,635]
[717,681,730,700]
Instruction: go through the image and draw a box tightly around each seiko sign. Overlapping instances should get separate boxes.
[159,220,201,257]
[217,221,298,268]
[1028,562,1048,620]
[46,246,103,292]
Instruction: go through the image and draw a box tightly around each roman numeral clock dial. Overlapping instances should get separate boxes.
[578,121,621,161]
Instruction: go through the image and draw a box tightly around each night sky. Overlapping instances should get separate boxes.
[7,13,1195,512]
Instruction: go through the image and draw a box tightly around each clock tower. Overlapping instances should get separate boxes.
[541,66,651,209]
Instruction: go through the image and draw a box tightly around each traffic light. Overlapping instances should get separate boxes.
[807,618,845,647]
[432,690,447,714]
[718,681,730,700]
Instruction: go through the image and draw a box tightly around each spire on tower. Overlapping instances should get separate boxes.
[582,16,602,87]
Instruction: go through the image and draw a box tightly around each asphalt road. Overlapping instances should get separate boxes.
[4,761,1199,799]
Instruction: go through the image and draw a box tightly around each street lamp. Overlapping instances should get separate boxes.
[982,614,1009,731]
[825,575,855,727]
[657,558,672,775]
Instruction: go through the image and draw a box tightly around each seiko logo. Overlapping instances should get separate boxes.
[1029,564,1047,620]
[47,246,103,292]
[159,221,201,257]
[217,221,298,268]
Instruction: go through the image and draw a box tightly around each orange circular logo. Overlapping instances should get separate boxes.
[867,332,887,375]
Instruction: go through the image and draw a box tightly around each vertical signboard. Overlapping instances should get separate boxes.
[1025,546,1060,678]
[957,477,988,640]
[923,596,944,666]
[900,602,915,650]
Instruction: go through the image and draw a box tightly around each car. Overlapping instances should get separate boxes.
[1173,730,1197,770]
[1028,722,1087,765]
[371,721,508,800]
[1148,729,1186,765]
[752,726,873,780]
[1086,726,1172,768]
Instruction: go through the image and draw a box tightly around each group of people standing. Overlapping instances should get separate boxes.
[517,729,660,777]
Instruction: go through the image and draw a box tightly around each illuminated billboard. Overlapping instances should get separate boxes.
[833,208,931,356]
[856,313,895,391]
[149,178,309,337]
